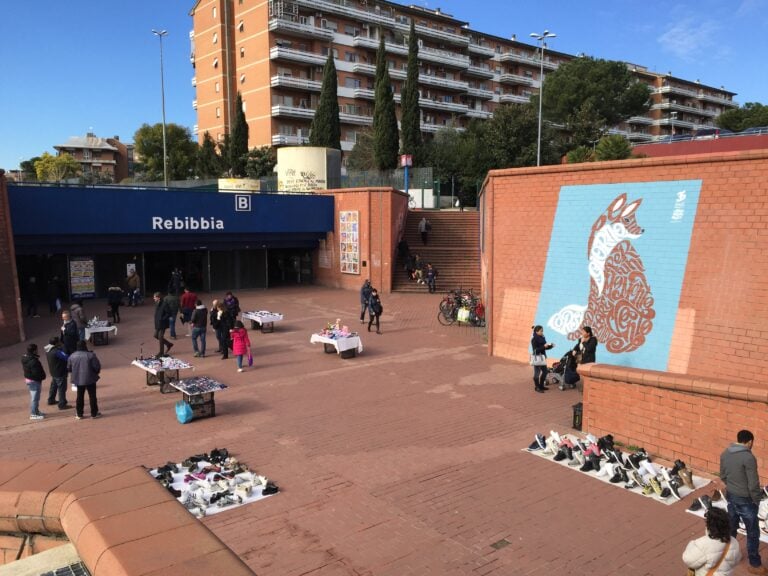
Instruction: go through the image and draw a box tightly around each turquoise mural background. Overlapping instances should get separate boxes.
[534,180,702,370]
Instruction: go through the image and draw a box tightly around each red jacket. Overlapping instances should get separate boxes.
[229,327,251,356]
[180,291,197,310]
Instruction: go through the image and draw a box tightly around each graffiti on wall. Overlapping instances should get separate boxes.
[536,180,701,370]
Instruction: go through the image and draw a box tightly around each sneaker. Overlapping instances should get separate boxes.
[30,414,45,420]
[550,430,562,445]
[678,468,695,490]
[699,495,713,510]
[588,453,601,472]
[527,438,542,452]
[688,499,703,512]
[579,460,594,473]
[58,404,73,410]
[535,433,547,450]
[553,448,568,462]
[238,368,244,373]
[75,415,84,420]
[597,462,614,479]
[642,483,655,496]
[659,487,671,499]
[667,477,682,501]
[648,476,663,496]
[609,469,624,483]
[92,412,102,419]
[630,470,647,488]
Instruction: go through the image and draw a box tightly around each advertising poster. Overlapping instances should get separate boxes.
[69,256,96,299]
[339,211,359,274]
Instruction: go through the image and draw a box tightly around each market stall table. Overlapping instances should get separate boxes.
[241,310,284,333]
[170,376,228,420]
[85,321,118,345]
[310,331,363,359]
[131,357,194,394]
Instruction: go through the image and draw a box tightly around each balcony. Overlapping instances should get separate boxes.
[651,102,718,117]
[340,112,373,125]
[468,42,496,58]
[653,85,699,99]
[192,99,198,110]
[499,51,558,70]
[419,74,468,91]
[191,76,196,87]
[418,98,469,114]
[498,72,533,86]
[270,45,327,66]
[627,115,654,125]
[465,109,493,119]
[395,22,469,47]
[353,87,375,100]
[499,93,530,104]
[698,92,738,107]
[464,64,495,79]
[269,18,334,40]
[272,134,310,146]
[422,123,465,133]
[627,133,654,142]
[294,0,395,27]
[419,46,470,69]
[653,117,696,129]
[352,35,408,56]
[271,75,323,91]
[193,124,198,134]
[271,105,316,119]
[466,86,494,100]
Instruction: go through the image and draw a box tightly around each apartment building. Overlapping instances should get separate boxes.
[189,0,738,159]
[53,133,130,183]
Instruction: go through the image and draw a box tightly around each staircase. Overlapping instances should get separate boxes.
[392,210,481,293]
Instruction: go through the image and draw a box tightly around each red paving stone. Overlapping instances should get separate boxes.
[0,286,757,575]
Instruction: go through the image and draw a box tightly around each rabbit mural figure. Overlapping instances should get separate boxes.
[549,193,655,353]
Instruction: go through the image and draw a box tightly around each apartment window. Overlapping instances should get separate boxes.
[213,32,218,44]
[213,58,219,68]
[83,150,92,160]
[321,46,339,58]
[240,74,246,84]
[238,20,244,32]
[345,77,361,89]
[344,52,357,63]
[322,19,337,31]
[216,107,221,118]
[212,6,217,18]
[443,95,454,103]
[344,24,357,36]
[240,47,245,58]
[524,71,533,78]
[215,81,220,93]
[277,67,292,77]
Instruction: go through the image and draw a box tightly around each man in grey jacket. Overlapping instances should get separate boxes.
[67,341,101,420]
[720,429,766,574]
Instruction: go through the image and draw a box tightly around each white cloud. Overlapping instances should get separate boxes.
[735,0,767,17]
[657,19,720,62]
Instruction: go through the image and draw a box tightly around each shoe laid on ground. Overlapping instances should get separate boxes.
[30,414,45,420]
[535,433,547,450]
[659,487,671,499]
[711,489,725,502]
[678,468,695,490]
[553,448,568,462]
[747,565,768,575]
[92,412,102,419]
[648,476,663,496]
[699,495,713,510]
[588,453,601,472]
[666,478,682,501]
[688,499,703,512]
[630,470,647,488]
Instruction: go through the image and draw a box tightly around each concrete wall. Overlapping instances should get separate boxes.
[0,171,23,346]
[480,151,768,473]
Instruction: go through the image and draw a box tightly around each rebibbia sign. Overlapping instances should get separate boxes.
[151,216,225,230]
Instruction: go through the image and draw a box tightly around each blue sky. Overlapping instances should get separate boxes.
[1,0,766,171]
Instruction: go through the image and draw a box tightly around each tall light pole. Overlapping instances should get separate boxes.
[670,111,678,143]
[152,29,169,187]
[530,30,556,167]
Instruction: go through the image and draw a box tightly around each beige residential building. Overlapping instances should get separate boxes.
[189,0,738,160]
[54,133,130,183]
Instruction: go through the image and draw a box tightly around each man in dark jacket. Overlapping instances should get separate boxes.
[60,310,79,354]
[359,279,372,324]
[720,429,766,574]
[45,336,70,410]
[153,292,173,357]
[190,299,208,358]
[21,343,46,420]
[70,300,87,341]
[68,341,101,420]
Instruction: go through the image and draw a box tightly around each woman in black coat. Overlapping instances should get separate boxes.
[531,325,554,393]
[215,302,235,359]
[572,326,598,365]
[21,343,47,420]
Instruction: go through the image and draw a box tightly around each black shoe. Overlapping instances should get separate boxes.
[588,453,601,472]
[609,469,624,483]
[553,448,567,462]
[262,481,279,496]
[535,387,545,393]
[579,460,594,473]
[688,499,703,511]
[92,412,102,419]
[58,404,72,410]
[47,401,57,406]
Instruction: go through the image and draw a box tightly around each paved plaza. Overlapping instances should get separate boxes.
[0,287,752,575]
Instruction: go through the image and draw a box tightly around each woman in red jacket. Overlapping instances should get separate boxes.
[229,320,251,372]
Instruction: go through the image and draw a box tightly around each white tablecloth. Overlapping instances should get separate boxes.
[310,333,363,354]
[131,357,194,376]
[241,311,284,326]
[85,325,118,339]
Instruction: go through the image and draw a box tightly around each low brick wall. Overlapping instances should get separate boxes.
[580,363,768,478]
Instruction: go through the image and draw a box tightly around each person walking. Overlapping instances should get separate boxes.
[367,288,383,335]
[44,336,71,410]
[682,507,741,576]
[107,286,123,323]
[359,279,372,324]
[21,343,46,420]
[68,341,101,420]
[720,430,768,574]
[70,300,87,341]
[190,299,208,358]
[230,320,252,372]
[47,276,63,316]
[418,216,431,245]
[153,292,173,357]
[425,263,438,293]
[60,310,79,355]
[216,301,235,360]
[180,287,198,336]
[530,325,555,393]
[223,291,241,318]
[126,269,141,306]
[164,291,180,339]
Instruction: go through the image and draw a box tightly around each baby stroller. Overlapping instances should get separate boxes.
[546,352,580,391]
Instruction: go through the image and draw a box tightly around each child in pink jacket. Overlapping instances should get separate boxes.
[229,321,251,372]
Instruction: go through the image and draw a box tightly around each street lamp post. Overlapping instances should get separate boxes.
[152,29,169,187]
[670,111,678,144]
[530,30,556,167]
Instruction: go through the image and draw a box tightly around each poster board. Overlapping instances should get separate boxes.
[69,256,95,299]
[339,211,359,275]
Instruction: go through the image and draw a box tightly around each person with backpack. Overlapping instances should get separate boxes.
[367,288,383,335]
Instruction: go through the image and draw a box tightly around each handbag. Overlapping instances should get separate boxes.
[247,350,253,367]
[529,353,547,367]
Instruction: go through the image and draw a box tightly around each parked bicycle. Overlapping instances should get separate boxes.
[437,288,485,327]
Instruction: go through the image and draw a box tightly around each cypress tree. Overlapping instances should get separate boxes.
[309,53,341,149]
[229,92,249,176]
[372,34,399,170]
[196,131,221,178]
[400,21,422,164]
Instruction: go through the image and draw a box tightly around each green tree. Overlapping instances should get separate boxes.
[196,131,222,179]
[372,34,399,170]
[19,157,40,181]
[400,21,422,164]
[229,92,249,176]
[245,146,277,178]
[309,53,341,149]
[541,57,651,146]
[34,152,81,182]
[594,134,632,161]
[484,103,552,167]
[134,122,198,181]
[346,129,376,171]
[716,102,768,132]
[566,146,594,164]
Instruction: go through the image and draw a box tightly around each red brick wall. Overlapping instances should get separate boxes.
[481,151,768,474]
[0,171,23,347]
[313,188,408,294]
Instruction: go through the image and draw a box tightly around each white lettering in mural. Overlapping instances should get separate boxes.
[588,222,642,295]
[671,190,687,223]
[151,217,225,230]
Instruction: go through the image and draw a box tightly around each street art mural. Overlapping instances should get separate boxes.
[536,180,702,370]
